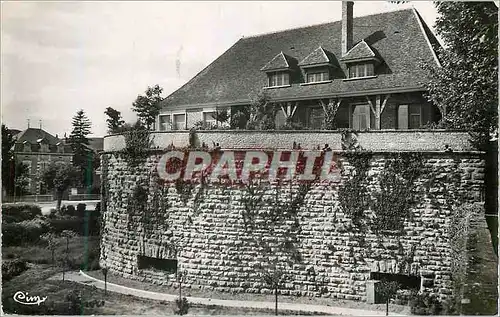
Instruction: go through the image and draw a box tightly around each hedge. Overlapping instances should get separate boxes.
[2,204,42,223]
[2,219,51,246]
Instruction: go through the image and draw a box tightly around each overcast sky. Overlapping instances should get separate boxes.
[1,1,439,137]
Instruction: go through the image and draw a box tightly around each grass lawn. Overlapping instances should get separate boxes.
[2,264,329,315]
[85,270,408,314]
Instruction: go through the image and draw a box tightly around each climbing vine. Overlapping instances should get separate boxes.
[338,151,373,229]
[370,153,425,235]
[122,127,154,167]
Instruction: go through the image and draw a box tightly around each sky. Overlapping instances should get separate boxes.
[1,1,440,137]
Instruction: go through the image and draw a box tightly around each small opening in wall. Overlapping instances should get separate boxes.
[370,272,421,289]
[137,255,178,273]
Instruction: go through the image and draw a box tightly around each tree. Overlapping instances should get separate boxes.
[425,2,498,252]
[42,163,79,210]
[68,109,92,184]
[426,2,498,147]
[2,125,15,196]
[246,91,277,130]
[13,162,30,196]
[104,107,124,134]
[132,84,164,130]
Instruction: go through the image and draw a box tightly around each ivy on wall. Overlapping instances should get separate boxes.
[338,152,373,229]
[122,128,154,167]
[370,153,424,235]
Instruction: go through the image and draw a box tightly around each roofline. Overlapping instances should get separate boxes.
[412,7,441,67]
[241,7,415,40]
[161,86,426,110]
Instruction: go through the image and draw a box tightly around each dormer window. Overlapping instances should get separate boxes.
[341,40,381,80]
[268,71,290,87]
[348,62,375,78]
[306,68,330,83]
[299,47,336,85]
[261,51,296,88]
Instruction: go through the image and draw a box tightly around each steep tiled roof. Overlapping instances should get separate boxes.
[299,46,331,67]
[162,8,441,109]
[261,52,293,71]
[341,40,377,62]
[14,128,60,145]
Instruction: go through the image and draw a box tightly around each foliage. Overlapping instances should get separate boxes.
[2,204,41,223]
[13,162,30,195]
[279,120,307,130]
[122,126,154,167]
[370,153,424,235]
[409,292,444,315]
[2,124,16,195]
[2,219,51,246]
[425,2,498,149]
[42,163,80,210]
[213,109,230,126]
[2,259,28,281]
[319,99,341,130]
[68,109,92,177]
[338,152,372,228]
[246,91,277,130]
[105,107,125,134]
[230,110,248,129]
[174,297,190,315]
[132,84,164,129]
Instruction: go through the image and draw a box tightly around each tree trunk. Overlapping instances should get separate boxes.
[275,286,278,316]
[386,298,389,316]
[56,190,63,211]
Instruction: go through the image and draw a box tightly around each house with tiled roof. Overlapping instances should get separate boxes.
[12,127,73,194]
[157,3,442,132]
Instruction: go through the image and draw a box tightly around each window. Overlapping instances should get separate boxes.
[398,104,422,130]
[307,71,329,83]
[137,255,177,273]
[351,104,370,130]
[409,104,422,129]
[23,142,31,152]
[348,63,375,78]
[268,72,290,87]
[173,114,186,130]
[203,112,216,128]
[22,160,32,175]
[370,272,421,290]
[159,115,171,131]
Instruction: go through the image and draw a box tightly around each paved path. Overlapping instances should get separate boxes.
[49,271,405,316]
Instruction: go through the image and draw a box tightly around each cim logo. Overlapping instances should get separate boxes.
[156,150,341,184]
[13,291,47,306]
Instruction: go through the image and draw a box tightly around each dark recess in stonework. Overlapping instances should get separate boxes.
[370,272,421,289]
[137,256,178,273]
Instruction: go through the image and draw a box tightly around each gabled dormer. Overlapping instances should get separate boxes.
[261,51,295,88]
[341,40,381,80]
[298,46,336,85]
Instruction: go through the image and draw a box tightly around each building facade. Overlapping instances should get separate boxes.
[12,128,73,194]
[157,4,442,132]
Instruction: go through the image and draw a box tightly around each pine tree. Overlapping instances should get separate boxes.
[68,110,92,183]
[132,85,164,129]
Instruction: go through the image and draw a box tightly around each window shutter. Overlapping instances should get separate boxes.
[398,105,408,129]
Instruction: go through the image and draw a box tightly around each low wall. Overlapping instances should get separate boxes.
[103,130,474,152]
[100,130,485,302]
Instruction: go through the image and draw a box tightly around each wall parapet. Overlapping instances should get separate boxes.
[103,130,476,152]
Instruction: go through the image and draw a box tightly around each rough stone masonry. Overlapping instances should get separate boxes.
[100,131,486,302]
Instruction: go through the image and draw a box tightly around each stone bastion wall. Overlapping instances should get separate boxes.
[100,130,485,302]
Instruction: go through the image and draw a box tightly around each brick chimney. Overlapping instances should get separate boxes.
[341,1,354,56]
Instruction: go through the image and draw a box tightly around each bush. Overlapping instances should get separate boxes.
[48,217,100,235]
[2,259,28,281]
[2,204,42,223]
[410,292,444,315]
[61,205,76,216]
[2,219,51,246]
[77,203,87,218]
[174,297,190,315]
